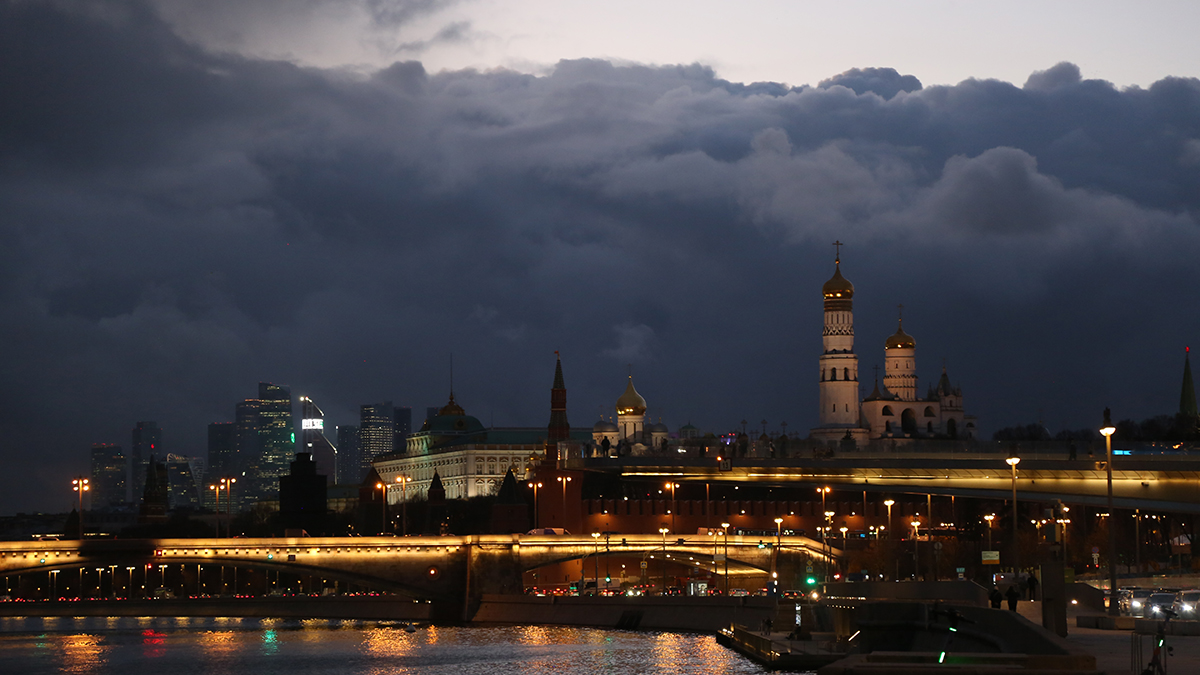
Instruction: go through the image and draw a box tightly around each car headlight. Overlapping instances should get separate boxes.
[1132,601,1142,608]
[1152,606,1160,613]
[1184,605,1194,612]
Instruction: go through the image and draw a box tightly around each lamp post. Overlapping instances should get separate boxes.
[557,476,572,529]
[911,520,922,580]
[658,527,670,594]
[666,482,679,531]
[984,514,995,551]
[839,525,849,576]
[71,477,89,539]
[222,477,236,536]
[375,481,387,535]
[396,475,411,536]
[884,499,895,538]
[527,481,543,529]
[1006,454,1021,574]
[721,522,730,595]
[1100,408,1119,616]
[773,517,784,594]
[592,532,601,594]
[824,511,835,582]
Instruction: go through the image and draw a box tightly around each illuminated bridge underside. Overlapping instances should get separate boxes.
[594,456,1200,513]
[0,535,836,598]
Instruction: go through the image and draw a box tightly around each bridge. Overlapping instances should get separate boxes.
[573,451,1200,513]
[0,533,834,620]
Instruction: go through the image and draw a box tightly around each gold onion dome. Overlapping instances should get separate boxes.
[438,392,465,416]
[822,262,854,299]
[885,321,916,350]
[616,377,647,416]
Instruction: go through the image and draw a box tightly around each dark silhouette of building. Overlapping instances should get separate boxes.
[394,406,412,455]
[207,422,236,476]
[546,352,570,461]
[299,396,337,482]
[90,443,126,509]
[489,468,529,534]
[280,452,328,535]
[130,421,161,503]
[426,471,448,535]
[336,424,361,485]
[138,456,169,524]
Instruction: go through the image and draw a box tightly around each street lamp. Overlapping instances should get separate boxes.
[1100,408,1119,616]
[375,481,387,535]
[527,481,543,529]
[557,476,572,528]
[823,510,835,583]
[839,526,849,576]
[1006,454,1021,574]
[772,517,784,595]
[884,499,895,540]
[665,482,679,531]
[984,514,995,551]
[658,527,670,594]
[591,532,601,594]
[396,475,411,536]
[721,522,730,595]
[71,477,89,538]
[911,520,922,580]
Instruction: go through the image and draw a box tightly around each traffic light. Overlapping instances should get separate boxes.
[805,576,818,586]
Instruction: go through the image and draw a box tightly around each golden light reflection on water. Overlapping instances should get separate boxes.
[58,633,107,674]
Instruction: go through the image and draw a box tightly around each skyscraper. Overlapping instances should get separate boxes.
[90,443,126,509]
[336,424,361,485]
[234,398,261,506]
[252,382,294,502]
[299,395,337,483]
[165,454,203,510]
[207,422,236,476]
[130,421,162,503]
[359,401,395,476]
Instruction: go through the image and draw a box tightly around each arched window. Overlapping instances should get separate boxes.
[830,369,837,381]
[843,367,850,380]
[901,408,917,435]
[882,406,894,416]
[924,406,935,417]
[832,404,836,412]
[947,418,958,439]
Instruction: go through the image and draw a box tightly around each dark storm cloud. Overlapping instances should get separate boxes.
[2,1,1199,513]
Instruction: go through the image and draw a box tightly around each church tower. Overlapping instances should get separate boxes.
[616,376,647,442]
[883,316,917,401]
[812,244,865,442]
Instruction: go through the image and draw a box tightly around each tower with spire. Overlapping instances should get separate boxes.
[810,243,869,444]
[545,352,571,462]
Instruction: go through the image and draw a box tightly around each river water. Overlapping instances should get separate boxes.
[0,616,768,674]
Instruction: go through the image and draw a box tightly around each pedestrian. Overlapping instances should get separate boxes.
[1005,584,1020,611]
[1027,574,1039,601]
[989,585,1003,609]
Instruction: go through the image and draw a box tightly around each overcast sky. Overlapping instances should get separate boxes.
[2,0,1199,515]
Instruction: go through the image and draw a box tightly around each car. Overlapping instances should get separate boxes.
[1173,590,1200,619]
[1124,588,1154,616]
[1146,592,1177,618]
[729,588,749,597]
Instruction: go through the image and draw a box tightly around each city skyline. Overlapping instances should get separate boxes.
[2,2,1199,515]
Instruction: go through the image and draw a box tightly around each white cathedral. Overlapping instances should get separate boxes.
[809,249,977,444]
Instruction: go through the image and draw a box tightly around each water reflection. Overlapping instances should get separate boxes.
[0,619,766,675]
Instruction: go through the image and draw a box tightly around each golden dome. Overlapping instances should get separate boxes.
[616,377,647,416]
[885,321,915,350]
[438,392,465,416]
[822,262,854,300]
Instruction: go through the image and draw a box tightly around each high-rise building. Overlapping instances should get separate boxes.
[130,421,162,503]
[393,406,412,454]
[335,425,361,485]
[207,422,236,476]
[234,399,261,506]
[165,454,203,510]
[299,395,337,483]
[252,382,294,502]
[90,443,126,509]
[359,401,395,476]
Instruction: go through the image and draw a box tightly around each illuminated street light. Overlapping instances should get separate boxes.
[1006,454,1021,574]
[557,476,572,528]
[591,532,601,594]
[984,514,995,551]
[884,499,895,540]
[396,475,411,536]
[665,482,680,531]
[527,481,543,529]
[658,527,670,594]
[721,522,730,595]
[911,520,922,580]
[71,477,89,539]
[1100,408,1118,616]
[375,481,387,535]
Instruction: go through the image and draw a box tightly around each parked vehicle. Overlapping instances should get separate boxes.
[1147,592,1177,617]
[1123,588,1153,616]
[1174,590,1200,619]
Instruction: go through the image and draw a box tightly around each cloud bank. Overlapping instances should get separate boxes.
[1,1,1199,512]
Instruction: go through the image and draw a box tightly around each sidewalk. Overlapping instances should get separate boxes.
[1014,600,1200,675]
